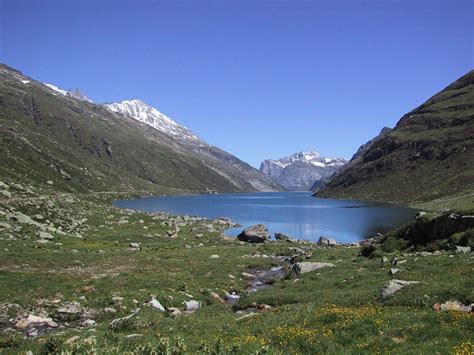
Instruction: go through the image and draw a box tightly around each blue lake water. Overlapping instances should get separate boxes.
[114,192,416,243]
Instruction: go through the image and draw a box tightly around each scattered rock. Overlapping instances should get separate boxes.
[296,262,335,274]
[0,190,11,198]
[57,301,83,320]
[167,307,182,317]
[434,301,472,312]
[15,315,58,330]
[81,319,96,328]
[275,233,297,243]
[109,308,140,329]
[389,268,400,275]
[241,272,256,279]
[104,307,117,313]
[148,298,166,312]
[455,246,471,253]
[38,231,54,240]
[129,242,140,250]
[184,300,200,312]
[237,224,271,243]
[381,279,420,298]
[209,254,220,259]
[46,180,54,186]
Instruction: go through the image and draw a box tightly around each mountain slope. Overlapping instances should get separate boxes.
[260,151,347,190]
[0,64,280,195]
[317,71,474,212]
[103,99,281,192]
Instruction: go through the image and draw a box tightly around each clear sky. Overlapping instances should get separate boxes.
[1,0,473,168]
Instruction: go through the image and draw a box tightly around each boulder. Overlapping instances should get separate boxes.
[237,224,271,243]
[381,279,419,298]
[296,262,335,274]
[317,236,337,246]
[275,233,297,243]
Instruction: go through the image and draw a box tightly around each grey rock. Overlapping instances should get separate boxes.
[296,262,335,274]
[167,307,182,317]
[0,190,11,198]
[38,231,54,240]
[317,236,337,246]
[389,268,400,275]
[15,315,58,330]
[381,279,419,298]
[275,233,297,243]
[109,308,140,329]
[455,246,471,253]
[184,300,200,312]
[237,224,271,243]
[129,242,140,250]
[148,298,165,312]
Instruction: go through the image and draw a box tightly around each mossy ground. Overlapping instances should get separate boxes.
[0,192,473,354]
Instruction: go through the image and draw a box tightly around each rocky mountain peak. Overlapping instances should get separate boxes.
[260,151,348,191]
[104,99,202,144]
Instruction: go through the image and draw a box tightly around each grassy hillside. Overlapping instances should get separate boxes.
[0,64,280,196]
[0,194,472,353]
[318,71,474,212]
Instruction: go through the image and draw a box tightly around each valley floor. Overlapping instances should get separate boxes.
[0,189,473,354]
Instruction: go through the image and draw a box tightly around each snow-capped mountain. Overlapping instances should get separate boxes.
[44,83,94,103]
[104,99,202,145]
[260,151,348,191]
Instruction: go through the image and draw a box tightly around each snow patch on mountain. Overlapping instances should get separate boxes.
[45,83,68,96]
[260,151,348,191]
[104,99,203,144]
[44,83,94,103]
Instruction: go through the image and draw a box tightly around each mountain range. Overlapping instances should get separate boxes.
[260,151,347,191]
[0,64,281,195]
[317,70,474,212]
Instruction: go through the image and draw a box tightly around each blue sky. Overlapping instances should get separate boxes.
[1,0,472,168]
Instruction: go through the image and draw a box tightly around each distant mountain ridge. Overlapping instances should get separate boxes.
[260,151,347,191]
[317,70,474,211]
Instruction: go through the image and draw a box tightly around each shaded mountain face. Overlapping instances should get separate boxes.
[318,70,474,210]
[0,64,281,194]
[260,151,347,191]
